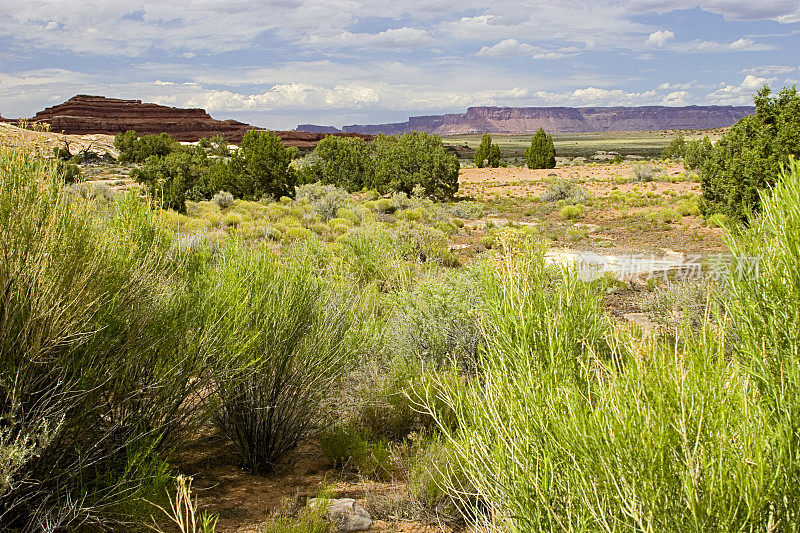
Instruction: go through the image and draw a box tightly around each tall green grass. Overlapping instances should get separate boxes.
[200,240,374,473]
[0,148,206,530]
[425,157,800,532]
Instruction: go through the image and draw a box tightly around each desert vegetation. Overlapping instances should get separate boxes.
[3,85,800,533]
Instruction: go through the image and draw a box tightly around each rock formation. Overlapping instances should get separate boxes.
[298,105,755,135]
[27,95,370,147]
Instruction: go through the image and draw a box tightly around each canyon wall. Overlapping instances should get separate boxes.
[298,105,755,135]
[27,95,370,147]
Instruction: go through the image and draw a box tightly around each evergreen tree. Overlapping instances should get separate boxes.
[234,130,297,200]
[700,85,800,221]
[525,128,556,169]
[473,132,501,168]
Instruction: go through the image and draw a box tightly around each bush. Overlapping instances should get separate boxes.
[662,133,686,159]
[424,210,800,530]
[684,136,713,170]
[722,158,800,521]
[632,163,662,182]
[408,438,474,523]
[642,280,716,330]
[296,183,350,221]
[372,132,459,201]
[559,204,583,219]
[525,128,556,169]
[319,424,393,479]
[0,149,204,529]
[131,147,211,213]
[233,130,297,201]
[387,269,483,372]
[114,130,179,164]
[201,244,368,473]
[212,190,234,209]
[356,356,437,441]
[296,135,374,192]
[701,85,800,221]
[448,201,485,219]
[540,179,587,204]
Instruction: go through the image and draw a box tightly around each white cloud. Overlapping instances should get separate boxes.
[741,65,797,76]
[645,30,674,47]
[476,39,536,58]
[628,0,800,24]
[706,75,776,104]
[475,39,576,60]
[303,27,434,49]
[662,91,692,105]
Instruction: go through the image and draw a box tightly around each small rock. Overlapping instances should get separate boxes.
[308,498,372,532]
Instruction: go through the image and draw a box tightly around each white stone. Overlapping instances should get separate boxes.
[307,498,372,532]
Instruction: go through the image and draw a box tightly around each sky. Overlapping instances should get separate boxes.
[1,1,799,130]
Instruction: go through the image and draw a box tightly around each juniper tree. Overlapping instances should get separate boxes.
[525,128,556,169]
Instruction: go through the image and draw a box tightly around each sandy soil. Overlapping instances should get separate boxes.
[459,163,696,198]
[455,164,725,255]
[172,430,460,532]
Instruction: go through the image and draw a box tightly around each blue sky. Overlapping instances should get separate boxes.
[1,1,798,129]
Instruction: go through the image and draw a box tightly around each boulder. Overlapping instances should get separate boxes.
[307,498,372,532]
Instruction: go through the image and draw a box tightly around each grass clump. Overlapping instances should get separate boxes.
[421,164,800,531]
[0,148,206,529]
[559,204,583,219]
[642,280,716,330]
[200,244,371,474]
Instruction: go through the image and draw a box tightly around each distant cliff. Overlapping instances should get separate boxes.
[27,95,371,147]
[297,105,755,135]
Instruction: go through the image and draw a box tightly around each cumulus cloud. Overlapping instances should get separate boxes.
[706,75,776,105]
[662,91,692,105]
[645,30,674,47]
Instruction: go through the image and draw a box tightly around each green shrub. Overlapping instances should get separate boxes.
[525,128,556,169]
[234,130,297,201]
[393,221,458,266]
[296,183,350,221]
[559,204,583,219]
[408,438,473,523]
[642,280,717,330]
[425,213,800,530]
[701,86,800,221]
[448,201,485,219]
[114,130,180,164]
[201,244,368,473]
[212,190,234,209]
[296,135,374,191]
[0,148,204,528]
[675,197,701,216]
[684,136,713,170]
[540,179,587,204]
[319,423,393,479]
[662,133,686,159]
[632,163,662,182]
[388,269,484,372]
[131,147,211,213]
[722,158,800,521]
[372,132,459,201]
[357,357,426,441]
